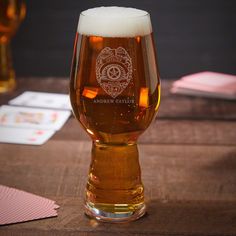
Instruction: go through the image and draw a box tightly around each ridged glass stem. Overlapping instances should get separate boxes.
[84,142,146,222]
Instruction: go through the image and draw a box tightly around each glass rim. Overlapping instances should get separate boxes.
[80,11,150,19]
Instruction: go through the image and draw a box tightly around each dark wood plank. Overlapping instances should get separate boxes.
[1,78,236,120]
[0,141,236,235]
[1,200,236,236]
[1,78,235,145]
[141,119,236,145]
[160,80,236,120]
[1,141,236,202]
[54,117,236,145]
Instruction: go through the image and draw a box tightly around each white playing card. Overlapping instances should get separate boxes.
[9,91,71,110]
[0,105,71,131]
[0,127,55,145]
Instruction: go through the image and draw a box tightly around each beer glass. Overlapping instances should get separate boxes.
[70,7,160,222]
[0,0,26,93]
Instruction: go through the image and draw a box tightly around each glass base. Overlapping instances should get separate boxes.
[85,201,146,223]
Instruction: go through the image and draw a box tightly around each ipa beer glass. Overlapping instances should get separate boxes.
[70,7,160,222]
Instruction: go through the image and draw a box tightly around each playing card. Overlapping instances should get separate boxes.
[171,71,236,99]
[9,91,71,110]
[0,185,59,225]
[0,105,71,131]
[179,71,236,87]
[0,126,55,145]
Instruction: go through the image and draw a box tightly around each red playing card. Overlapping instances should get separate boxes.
[0,185,59,225]
[171,71,236,99]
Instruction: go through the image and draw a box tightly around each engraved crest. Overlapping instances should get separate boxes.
[96,47,132,98]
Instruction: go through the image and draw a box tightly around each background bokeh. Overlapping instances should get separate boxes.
[12,0,236,78]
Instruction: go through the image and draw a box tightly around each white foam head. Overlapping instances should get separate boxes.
[77,6,152,37]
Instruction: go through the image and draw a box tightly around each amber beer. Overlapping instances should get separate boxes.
[0,0,26,92]
[70,7,160,222]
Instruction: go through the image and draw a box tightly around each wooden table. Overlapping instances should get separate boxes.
[0,78,236,236]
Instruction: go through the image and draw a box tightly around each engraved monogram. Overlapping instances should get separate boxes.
[96,47,132,98]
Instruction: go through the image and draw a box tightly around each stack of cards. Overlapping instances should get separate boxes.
[9,91,71,110]
[171,71,236,100]
[0,91,71,145]
[0,185,59,225]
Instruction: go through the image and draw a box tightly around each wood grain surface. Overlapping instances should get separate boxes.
[0,78,236,236]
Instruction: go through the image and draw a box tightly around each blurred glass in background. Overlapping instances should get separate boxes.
[0,0,26,93]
